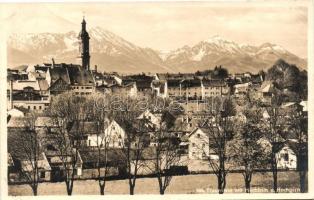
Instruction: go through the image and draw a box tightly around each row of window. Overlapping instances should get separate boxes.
[72,86,93,90]
[27,105,45,110]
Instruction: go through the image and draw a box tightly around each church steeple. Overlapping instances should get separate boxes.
[78,17,90,71]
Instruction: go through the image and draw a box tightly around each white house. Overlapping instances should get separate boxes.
[87,120,125,148]
[188,127,218,160]
[275,144,297,170]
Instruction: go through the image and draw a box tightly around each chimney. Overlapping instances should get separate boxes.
[9,80,13,110]
[94,65,97,72]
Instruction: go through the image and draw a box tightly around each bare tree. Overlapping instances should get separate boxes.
[152,111,181,195]
[47,92,88,195]
[90,94,115,195]
[8,113,41,195]
[111,95,150,195]
[201,96,236,194]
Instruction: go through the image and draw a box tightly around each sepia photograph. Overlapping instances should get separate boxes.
[0,0,313,198]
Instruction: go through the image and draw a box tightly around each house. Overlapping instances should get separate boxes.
[259,81,279,104]
[138,109,176,130]
[7,80,50,111]
[151,80,167,98]
[275,143,297,170]
[110,82,137,97]
[77,148,124,179]
[43,141,82,181]
[201,79,229,99]
[188,127,218,160]
[233,82,251,97]
[121,74,154,96]
[7,128,52,182]
[180,79,202,100]
[46,66,71,95]
[67,65,95,95]
[83,120,126,148]
[166,79,182,98]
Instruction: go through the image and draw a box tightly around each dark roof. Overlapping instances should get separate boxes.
[7,128,45,161]
[156,73,195,80]
[79,149,124,164]
[167,79,182,88]
[34,65,49,72]
[69,121,99,135]
[181,79,202,88]
[251,74,263,84]
[202,79,227,87]
[49,67,70,84]
[67,66,95,86]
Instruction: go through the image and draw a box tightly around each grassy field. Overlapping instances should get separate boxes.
[9,171,303,196]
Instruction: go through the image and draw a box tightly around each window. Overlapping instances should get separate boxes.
[34,106,36,110]
[197,134,200,138]
[202,143,206,148]
[40,171,45,178]
[39,106,42,110]
[284,153,289,161]
[192,143,195,147]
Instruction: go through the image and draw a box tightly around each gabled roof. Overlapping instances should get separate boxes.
[49,67,70,84]
[7,117,31,128]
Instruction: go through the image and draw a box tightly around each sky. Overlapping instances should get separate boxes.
[0,1,309,58]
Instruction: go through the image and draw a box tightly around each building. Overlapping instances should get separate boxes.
[81,120,126,148]
[78,17,90,71]
[201,79,229,99]
[275,143,297,170]
[7,80,50,111]
[180,79,202,100]
[188,127,218,160]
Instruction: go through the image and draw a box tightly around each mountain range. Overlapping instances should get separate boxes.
[7,27,307,74]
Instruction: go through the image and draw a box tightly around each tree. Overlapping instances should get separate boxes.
[151,111,181,195]
[47,92,89,195]
[83,94,112,195]
[263,92,284,193]
[111,96,150,195]
[201,97,236,194]
[287,103,308,192]
[8,114,41,195]
[230,104,266,193]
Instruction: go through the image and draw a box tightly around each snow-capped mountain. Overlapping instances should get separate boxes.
[7,28,307,73]
[162,36,306,73]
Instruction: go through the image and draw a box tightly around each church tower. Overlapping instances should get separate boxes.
[78,17,90,71]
